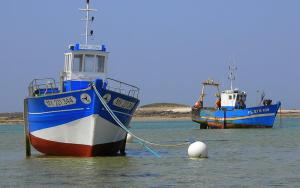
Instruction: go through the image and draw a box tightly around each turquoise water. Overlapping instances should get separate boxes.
[1,118,300,187]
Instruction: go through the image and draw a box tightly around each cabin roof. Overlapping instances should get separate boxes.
[69,43,107,52]
[222,89,246,94]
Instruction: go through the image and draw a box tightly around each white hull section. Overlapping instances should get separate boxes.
[31,114,126,146]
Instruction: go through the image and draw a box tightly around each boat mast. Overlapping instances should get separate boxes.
[228,65,237,90]
[80,0,97,45]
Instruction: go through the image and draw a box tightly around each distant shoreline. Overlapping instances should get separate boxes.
[1,103,300,125]
[133,109,300,121]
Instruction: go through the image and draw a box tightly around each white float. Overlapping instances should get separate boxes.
[126,133,133,143]
[188,141,208,158]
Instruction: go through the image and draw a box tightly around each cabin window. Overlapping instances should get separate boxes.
[84,55,95,72]
[229,95,232,100]
[66,60,70,72]
[73,54,83,72]
[97,55,105,72]
[233,95,236,99]
[64,56,68,72]
[237,95,240,100]
[68,55,72,71]
[64,55,71,72]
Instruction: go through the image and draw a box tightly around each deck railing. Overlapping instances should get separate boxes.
[106,78,140,99]
[28,77,140,99]
[28,78,59,97]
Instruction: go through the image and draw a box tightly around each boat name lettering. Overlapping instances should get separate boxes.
[248,108,270,115]
[44,96,76,107]
[113,97,135,110]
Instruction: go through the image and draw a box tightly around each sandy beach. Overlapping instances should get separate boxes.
[0,113,23,124]
[132,103,300,121]
[132,103,191,121]
[1,103,299,124]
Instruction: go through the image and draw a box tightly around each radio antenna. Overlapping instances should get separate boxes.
[79,0,97,45]
[228,64,237,90]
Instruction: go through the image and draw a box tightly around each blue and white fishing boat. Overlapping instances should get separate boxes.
[192,66,281,129]
[24,0,140,156]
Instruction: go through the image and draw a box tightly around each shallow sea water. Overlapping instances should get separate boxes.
[1,118,300,187]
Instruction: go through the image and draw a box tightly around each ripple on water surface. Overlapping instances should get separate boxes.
[0,119,300,187]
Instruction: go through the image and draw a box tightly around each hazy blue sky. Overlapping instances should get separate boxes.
[1,0,299,112]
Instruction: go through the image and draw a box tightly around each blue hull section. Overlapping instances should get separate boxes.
[27,86,139,133]
[192,102,281,128]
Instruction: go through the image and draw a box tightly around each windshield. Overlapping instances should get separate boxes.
[72,54,105,73]
[73,54,83,72]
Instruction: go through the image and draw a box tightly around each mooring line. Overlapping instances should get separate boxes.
[92,84,190,157]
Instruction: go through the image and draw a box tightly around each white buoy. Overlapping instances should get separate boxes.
[188,141,208,158]
[126,133,133,143]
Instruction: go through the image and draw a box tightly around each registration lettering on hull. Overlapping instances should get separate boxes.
[44,96,76,107]
[113,97,135,110]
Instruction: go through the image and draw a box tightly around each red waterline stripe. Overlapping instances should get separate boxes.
[207,122,272,129]
[30,134,125,157]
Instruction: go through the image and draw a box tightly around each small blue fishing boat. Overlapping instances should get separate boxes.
[24,0,140,156]
[192,66,281,129]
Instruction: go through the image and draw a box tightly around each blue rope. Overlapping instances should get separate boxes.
[92,84,160,158]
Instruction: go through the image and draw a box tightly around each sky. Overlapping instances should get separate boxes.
[1,0,300,112]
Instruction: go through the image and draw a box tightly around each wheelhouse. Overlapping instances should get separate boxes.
[63,44,108,81]
[221,89,247,110]
[60,44,109,91]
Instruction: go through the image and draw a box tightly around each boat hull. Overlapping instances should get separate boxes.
[26,86,139,156]
[192,102,281,129]
[30,134,125,157]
